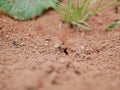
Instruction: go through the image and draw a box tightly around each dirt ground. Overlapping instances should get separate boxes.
[0,1,120,90]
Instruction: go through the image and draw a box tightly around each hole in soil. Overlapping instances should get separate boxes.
[74,70,81,75]
[58,47,68,55]
[115,7,119,13]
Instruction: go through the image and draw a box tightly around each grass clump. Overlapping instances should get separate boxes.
[54,0,113,30]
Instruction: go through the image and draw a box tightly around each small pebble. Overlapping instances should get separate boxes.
[34,45,38,49]
[20,42,26,46]
[54,43,61,48]
[50,71,58,78]
[44,41,49,46]
[31,43,38,49]
[80,46,84,49]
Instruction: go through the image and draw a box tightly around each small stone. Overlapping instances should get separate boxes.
[80,46,84,49]
[31,43,38,49]
[20,42,26,46]
[34,45,38,49]
[44,41,49,46]
[54,43,61,48]
[44,43,48,46]
[50,71,58,78]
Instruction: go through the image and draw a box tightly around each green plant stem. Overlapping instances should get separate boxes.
[55,0,114,31]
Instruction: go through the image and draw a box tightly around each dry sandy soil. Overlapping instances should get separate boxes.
[0,1,120,90]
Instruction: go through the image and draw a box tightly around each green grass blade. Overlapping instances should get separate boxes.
[72,21,91,30]
[106,20,120,30]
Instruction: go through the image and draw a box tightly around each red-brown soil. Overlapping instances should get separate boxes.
[0,1,120,90]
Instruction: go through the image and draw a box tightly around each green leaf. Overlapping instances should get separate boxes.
[106,20,120,30]
[0,0,59,20]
